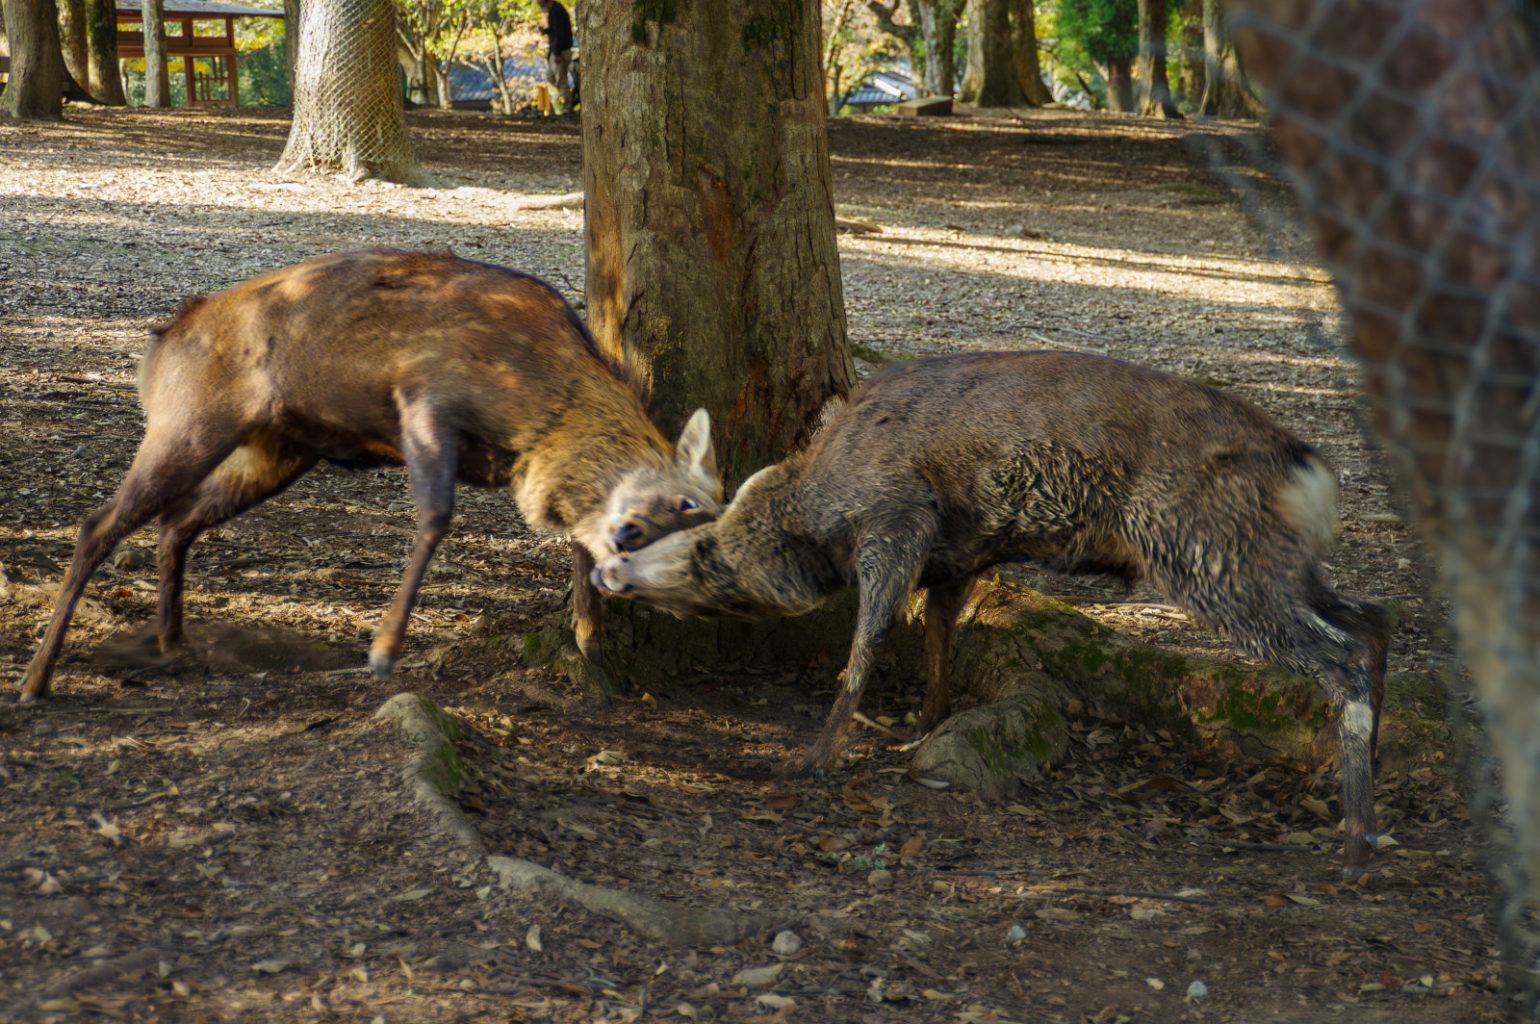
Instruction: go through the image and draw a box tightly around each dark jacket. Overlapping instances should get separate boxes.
[542,2,573,54]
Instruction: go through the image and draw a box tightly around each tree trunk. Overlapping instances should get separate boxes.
[1175,0,1203,106]
[1199,0,1259,117]
[56,0,88,88]
[83,0,124,104]
[142,0,169,107]
[283,0,298,101]
[275,0,432,185]
[1106,56,1134,111]
[914,0,957,97]
[961,0,1023,106]
[1008,0,1052,105]
[579,0,852,481]
[1137,0,1183,117]
[1,0,64,118]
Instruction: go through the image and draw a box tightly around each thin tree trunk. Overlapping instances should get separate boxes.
[84,0,125,104]
[57,0,88,88]
[1009,0,1052,105]
[580,0,852,481]
[1176,0,1203,106]
[283,0,298,102]
[142,0,169,107]
[1,0,65,118]
[914,0,957,96]
[1106,56,1134,111]
[1200,0,1258,117]
[1137,0,1183,117]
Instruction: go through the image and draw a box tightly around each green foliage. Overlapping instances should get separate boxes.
[237,20,290,107]
[1054,0,1136,66]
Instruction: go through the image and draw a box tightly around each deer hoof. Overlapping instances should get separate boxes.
[368,649,395,678]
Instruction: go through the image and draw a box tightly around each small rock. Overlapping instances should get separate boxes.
[771,930,802,957]
[867,868,893,889]
[731,964,784,988]
[1186,980,1210,1000]
[525,924,543,953]
[1005,924,1027,943]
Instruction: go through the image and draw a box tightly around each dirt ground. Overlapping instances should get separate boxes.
[0,106,1504,1022]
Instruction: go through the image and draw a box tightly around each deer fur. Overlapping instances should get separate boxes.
[19,249,721,700]
[594,351,1391,878]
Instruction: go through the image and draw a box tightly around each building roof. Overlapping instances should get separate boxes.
[844,69,919,107]
[117,0,284,17]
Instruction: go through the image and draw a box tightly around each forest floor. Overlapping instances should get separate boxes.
[0,105,1505,1023]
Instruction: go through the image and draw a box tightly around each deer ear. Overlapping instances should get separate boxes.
[675,408,719,497]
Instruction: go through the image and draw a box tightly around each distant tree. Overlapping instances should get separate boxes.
[824,0,903,113]
[84,0,125,103]
[910,0,959,96]
[1136,0,1181,116]
[1054,0,1137,111]
[2,0,65,118]
[1198,0,1258,117]
[142,0,170,107]
[1009,0,1051,104]
[461,0,538,115]
[1174,0,1203,107]
[276,0,431,183]
[396,0,473,108]
[959,0,1024,105]
[57,0,89,88]
[283,0,297,96]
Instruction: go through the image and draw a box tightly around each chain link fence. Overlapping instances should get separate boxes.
[274,0,428,184]
[1211,0,1540,1008]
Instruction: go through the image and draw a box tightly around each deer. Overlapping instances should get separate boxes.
[17,249,721,702]
[593,350,1392,879]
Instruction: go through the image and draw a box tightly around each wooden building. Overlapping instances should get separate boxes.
[116,0,284,108]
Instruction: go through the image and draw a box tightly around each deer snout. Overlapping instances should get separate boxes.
[591,558,633,596]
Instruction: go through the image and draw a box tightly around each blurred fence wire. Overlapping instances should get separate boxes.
[1216,0,1540,1008]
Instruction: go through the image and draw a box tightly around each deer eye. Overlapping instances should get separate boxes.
[678,497,699,512]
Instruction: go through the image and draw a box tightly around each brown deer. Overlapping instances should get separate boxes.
[18,249,721,701]
[594,351,1391,878]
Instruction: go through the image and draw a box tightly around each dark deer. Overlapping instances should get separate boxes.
[18,249,720,701]
[594,351,1391,878]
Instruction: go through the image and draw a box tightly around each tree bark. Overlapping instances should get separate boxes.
[141,0,169,107]
[961,0,1022,106]
[1137,0,1183,117]
[913,0,958,97]
[1175,0,1203,106]
[283,0,298,102]
[1106,55,1134,111]
[84,0,124,104]
[56,0,88,88]
[1199,0,1259,117]
[1,0,64,118]
[1008,0,1052,105]
[579,0,852,481]
[275,0,432,185]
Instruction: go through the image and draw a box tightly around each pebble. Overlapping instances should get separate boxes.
[1187,980,1210,1000]
[867,868,893,889]
[771,930,802,956]
[1006,924,1027,942]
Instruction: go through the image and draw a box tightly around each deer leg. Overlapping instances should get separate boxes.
[155,432,317,655]
[802,534,928,774]
[570,543,603,667]
[370,404,457,677]
[919,575,977,733]
[20,426,243,701]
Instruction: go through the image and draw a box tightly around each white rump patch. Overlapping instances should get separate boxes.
[1277,457,1339,553]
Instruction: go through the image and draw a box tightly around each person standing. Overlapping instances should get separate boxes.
[536,0,574,114]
